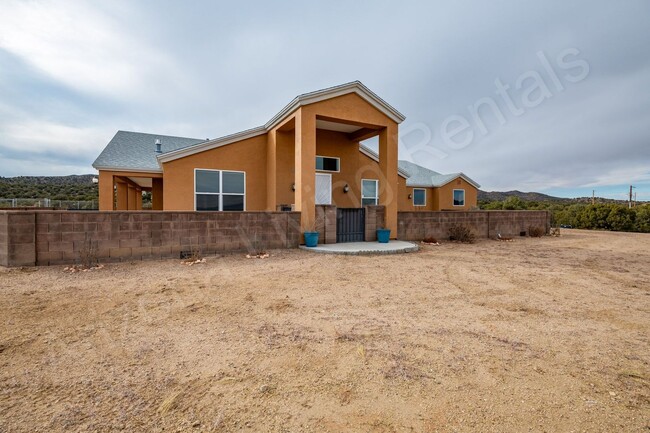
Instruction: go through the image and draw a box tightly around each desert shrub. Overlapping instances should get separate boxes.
[635,204,650,232]
[422,236,438,244]
[248,230,267,256]
[180,237,203,261]
[79,234,98,269]
[528,226,545,237]
[448,224,475,243]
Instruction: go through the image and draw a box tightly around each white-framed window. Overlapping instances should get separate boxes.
[453,189,465,206]
[194,169,245,211]
[361,179,378,206]
[413,188,426,206]
[315,155,340,172]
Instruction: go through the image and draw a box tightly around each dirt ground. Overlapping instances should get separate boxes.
[0,229,648,432]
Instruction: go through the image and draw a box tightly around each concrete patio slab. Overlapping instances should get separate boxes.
[299,240,419,255]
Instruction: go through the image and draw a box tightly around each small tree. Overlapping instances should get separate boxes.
[634,204,650,233]
[606,206,636,231]
[502,196,526,210]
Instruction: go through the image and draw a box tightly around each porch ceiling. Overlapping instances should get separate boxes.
[127,177,153,188]
[315,119,363,133]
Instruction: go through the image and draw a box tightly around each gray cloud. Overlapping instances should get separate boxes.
[0,0,648,198]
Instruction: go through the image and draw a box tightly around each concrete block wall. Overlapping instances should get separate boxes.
[397,210,551,241]
[486,211,550,239]
[0,212,7,266]
[315,205,337,244]
[364,206,386,241]
[0,212,36,267]
[0,210,301,267]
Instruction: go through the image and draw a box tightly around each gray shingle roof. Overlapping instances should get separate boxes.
[398,160,480,188]
[92,131,205,172]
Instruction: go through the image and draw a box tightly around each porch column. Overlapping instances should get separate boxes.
[378,123,399,238]
[135,188,143,210]
[266,129,277,211]
[98,171,115,210]
[152,178,164,210]
[294,109,316,236]
[116,181,128,210]
[127,185,137,210]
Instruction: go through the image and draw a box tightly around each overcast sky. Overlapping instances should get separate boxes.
[1,1,648,199]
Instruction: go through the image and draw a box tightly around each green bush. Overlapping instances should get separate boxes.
[481,199,649,233]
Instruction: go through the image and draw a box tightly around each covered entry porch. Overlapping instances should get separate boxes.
[314,204,385,244]
[98,170,164,211]
[265,91,401,241]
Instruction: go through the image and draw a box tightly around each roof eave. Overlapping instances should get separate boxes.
[156,127,266,164]
[92,165,163,174]
[359,145,410,179]
[436,173,481,189]
[266,81,405,129]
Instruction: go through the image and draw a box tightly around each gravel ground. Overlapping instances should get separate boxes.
[0,229,648,432]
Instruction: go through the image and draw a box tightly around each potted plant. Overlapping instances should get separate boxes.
[376,227,391,243]
[303,230,319,247]
[303,219,321,247]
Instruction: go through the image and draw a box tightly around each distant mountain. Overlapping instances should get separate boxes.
[478,190,570,202]
[479,190,642,205]
[0,174,98,201]
[0,174,96,186]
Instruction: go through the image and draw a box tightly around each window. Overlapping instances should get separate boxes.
[195,169,245,211]
[361,179,378,206]
[413,188,426,206]
[453,189,465,206]
[316,156,340,172]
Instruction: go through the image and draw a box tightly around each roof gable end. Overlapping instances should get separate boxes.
[157,81,405,164]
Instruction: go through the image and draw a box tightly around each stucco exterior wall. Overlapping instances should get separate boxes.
[304,93,397,130]
[161,135,268,211]
[398,180,436,211]
[436,178,478,210]
[98,170,162,211]
[311,130,387,208]
[274,130,296,207]
[397,175,478,211]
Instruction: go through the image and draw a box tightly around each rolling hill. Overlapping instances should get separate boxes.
[0,175,98,201]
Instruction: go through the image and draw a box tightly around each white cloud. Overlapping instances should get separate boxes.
[582,166,650,188]
[0,119,108,158]
[0,0,179,100]
[0,0,648,202]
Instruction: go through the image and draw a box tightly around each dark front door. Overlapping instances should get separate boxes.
[336,208,365,243]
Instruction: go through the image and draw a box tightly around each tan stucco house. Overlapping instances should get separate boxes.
[93,82,479,239]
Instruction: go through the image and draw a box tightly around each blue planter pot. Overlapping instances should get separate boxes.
[304,231,319,247]
[376,228,391,243]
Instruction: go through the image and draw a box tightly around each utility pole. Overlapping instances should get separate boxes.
[592,190,595,205]
[629,185,635,209]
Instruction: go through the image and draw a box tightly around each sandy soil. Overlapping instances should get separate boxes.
[0,229,648,432]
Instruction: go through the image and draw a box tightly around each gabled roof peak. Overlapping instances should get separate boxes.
[157,81,405,164]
